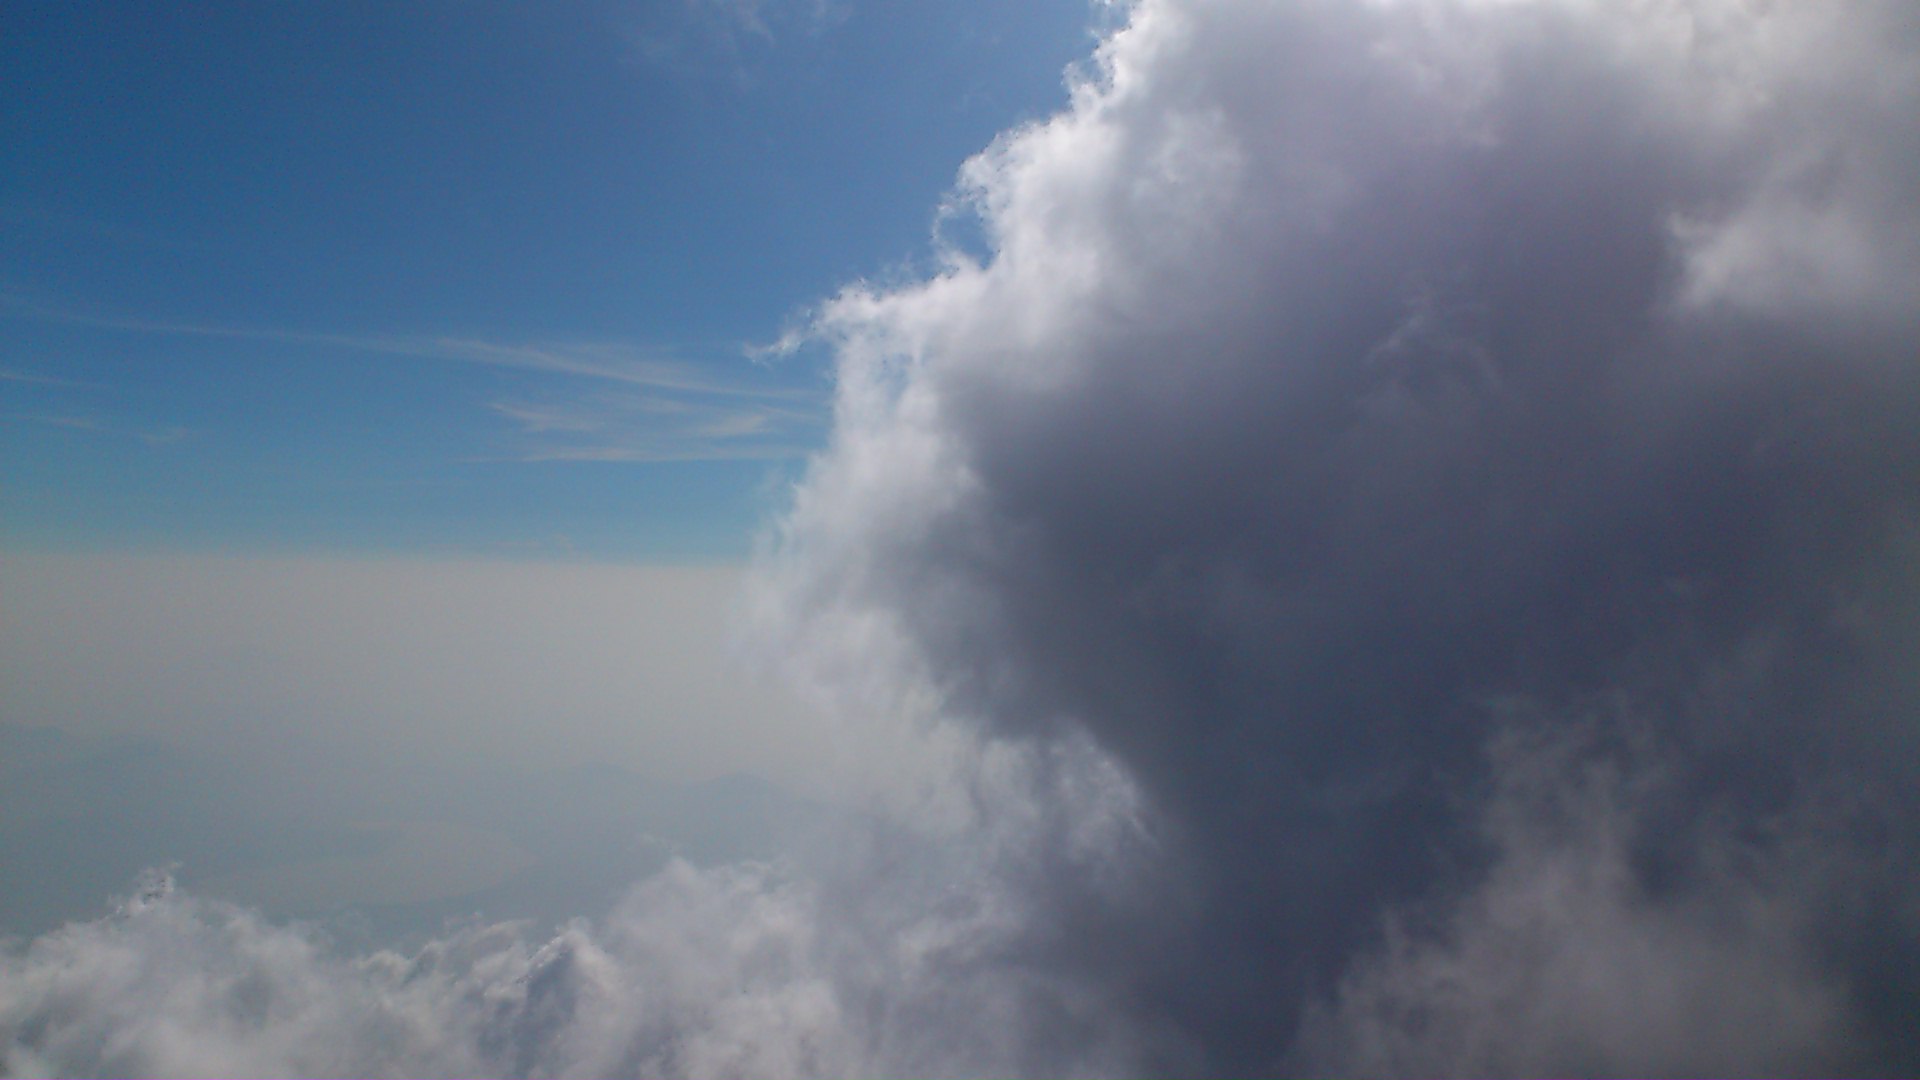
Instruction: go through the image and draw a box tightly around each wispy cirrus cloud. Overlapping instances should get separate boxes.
[419,336,822,403]
[1,412,193,446]
[625,0,851,88]
[0,367,106,390]
[0,350,190,447]
[1,294,817,400]
[483,391,821,464]
[0,296,827,463]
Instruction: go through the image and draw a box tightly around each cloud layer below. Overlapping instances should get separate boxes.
[7,0,1920,1075]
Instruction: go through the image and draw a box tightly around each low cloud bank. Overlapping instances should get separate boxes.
[8,0,1920,1075]
[2,748,1158,1079]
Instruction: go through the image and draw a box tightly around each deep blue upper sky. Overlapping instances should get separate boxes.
[0,0,1096,560]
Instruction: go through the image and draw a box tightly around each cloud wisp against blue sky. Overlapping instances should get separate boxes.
[0,0,1095,560]
[4,296,825,469]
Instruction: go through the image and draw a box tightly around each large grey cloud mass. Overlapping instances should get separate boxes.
[7,0,1919,1075]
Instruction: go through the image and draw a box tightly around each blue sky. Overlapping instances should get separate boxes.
[1,0,1097,560]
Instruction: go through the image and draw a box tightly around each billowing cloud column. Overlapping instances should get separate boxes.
[767,0,1920,1072]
